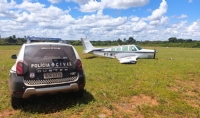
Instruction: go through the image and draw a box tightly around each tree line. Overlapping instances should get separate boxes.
[0,35,26,45]
[1,35,200,48]
[68,37,200,48]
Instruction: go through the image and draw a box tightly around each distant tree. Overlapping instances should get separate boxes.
[12,35,16,39]
[186,39,192,42]
[144,40,150,43]
[16,37,26,44]
[177,38,184,43]
[117,38,122,45]
[7,36,17,43]
[127,37,136,44]
[123,38,126,42]
[106,40,111,45]
[73,40,81,45]
[96,40,101,45]
[168,37,177,43]
[123,38,127,44]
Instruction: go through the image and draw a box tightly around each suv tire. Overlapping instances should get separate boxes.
[11,96,22,110]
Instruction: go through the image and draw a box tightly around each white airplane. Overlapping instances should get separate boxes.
[81,38,157,64]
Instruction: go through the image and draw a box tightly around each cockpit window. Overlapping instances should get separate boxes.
[129,46,137,51]
[135,45,142,50]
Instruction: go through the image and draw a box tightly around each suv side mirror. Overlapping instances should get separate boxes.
[11,54,17,59]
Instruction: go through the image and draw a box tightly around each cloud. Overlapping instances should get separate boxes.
[48,0,62,4]
[187,20,200,32]
[79,0,149,12]
[79,1,104,12]
[146,9,152,13]
[0,0,17,18]
[149,16,169,26]
[188,0,192,3]
[132,20,147,32]
[16,1,46,12]
[106,0,149,9]
[72,0,90,4]
[139,0,169,30]
[15,3,70,23]
[75,10,127,29]
[145,0,167,21]
[178,14,188,19]
[131,16,140,22]
[0,0,200,40]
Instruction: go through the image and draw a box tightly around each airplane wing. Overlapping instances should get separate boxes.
[116,56,138,64]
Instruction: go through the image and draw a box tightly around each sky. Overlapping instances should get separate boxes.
[0,0,200,41]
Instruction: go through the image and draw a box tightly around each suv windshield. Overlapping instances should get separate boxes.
[24,45,76,62]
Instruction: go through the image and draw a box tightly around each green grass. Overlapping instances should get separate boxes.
[0,46,200,117]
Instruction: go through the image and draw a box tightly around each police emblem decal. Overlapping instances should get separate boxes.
[30,73,35,78]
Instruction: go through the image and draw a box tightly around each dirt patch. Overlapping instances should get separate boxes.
[0,65,6,71]
[70,107,112,118]
[182,88,200,108]
[130,94,159,107]
[169,79,200,108]
[169,79,199,95]
[98,107,112,118]
[110,94,158,117]
[0,110,17,118]
[185,98,200,108]
[113,103,143,118]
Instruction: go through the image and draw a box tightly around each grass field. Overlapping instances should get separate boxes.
[0,45,200,118]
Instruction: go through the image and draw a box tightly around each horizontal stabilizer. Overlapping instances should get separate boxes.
[83,50,93,53]
[83,48,103,53]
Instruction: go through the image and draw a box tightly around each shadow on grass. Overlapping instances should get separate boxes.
[84,55,113,60]
[20,90,95,114]
[84,55,98,59]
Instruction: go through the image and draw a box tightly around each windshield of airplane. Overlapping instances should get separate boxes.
[135,45,142,50]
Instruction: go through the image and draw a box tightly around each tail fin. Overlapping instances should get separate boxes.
[81,38,95,50]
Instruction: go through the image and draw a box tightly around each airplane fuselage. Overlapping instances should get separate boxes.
[81,38,157,64]
[90,50,155,59]
[89,45,156,59]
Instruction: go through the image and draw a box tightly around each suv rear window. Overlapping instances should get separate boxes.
[24,45,76,62]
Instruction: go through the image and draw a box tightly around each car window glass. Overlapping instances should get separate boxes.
[24,45,76,62]
[135,45,142,50]
[129,46,137,51]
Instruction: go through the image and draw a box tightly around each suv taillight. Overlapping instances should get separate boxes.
[77,59,82,71]
[16,61,23,76]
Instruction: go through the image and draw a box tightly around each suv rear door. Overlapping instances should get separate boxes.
[23,44,78,81]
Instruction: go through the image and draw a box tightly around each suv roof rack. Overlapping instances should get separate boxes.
[26,36,67,44]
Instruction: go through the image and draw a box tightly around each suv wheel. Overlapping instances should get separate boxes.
[11,96,22,109]
[74,89,84,98]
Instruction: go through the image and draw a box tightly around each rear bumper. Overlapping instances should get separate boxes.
[9,70,85,98]
[22,83,79,98]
